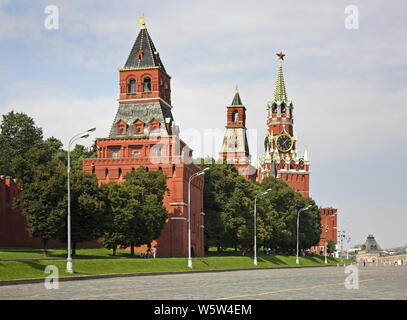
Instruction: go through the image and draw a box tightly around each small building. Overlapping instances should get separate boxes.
[355,234,386,263]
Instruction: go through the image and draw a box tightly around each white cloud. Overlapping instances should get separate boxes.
[1,80,114,148]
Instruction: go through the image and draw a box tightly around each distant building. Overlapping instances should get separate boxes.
[355,234,396,263]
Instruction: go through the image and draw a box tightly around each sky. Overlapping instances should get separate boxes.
[1,0,406,249]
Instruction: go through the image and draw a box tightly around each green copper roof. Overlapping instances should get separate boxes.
[362,234,383,253]
[231,91,243,106]
[273,59,288,103]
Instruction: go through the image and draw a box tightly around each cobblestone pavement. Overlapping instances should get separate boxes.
[1,265,406,300]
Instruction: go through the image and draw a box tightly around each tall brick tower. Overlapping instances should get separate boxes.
[257,52,310,197]
[219,87,257,182]
[83,20,205,257]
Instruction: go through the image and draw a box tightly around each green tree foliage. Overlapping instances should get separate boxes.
[100,167,168,255]
[57,170,106,255]
[199,159,321,254]
[197,160,241,252]
[0,111,43,176]
[13,161,66,256]
[257,177,321,254]
[327,240,336,254]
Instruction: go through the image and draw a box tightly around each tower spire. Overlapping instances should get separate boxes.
[273,51,288,103]
[231,85,243,106]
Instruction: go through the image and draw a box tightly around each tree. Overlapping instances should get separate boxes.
[257,176,321,254]
[100,167,168,256]
[57,170,106,255]
[197,160,241,251]
[327,240,336,254]
[13,142,105,255]
[199,158,322,254]
[0,111,43,176]
[13,160,66,256]
[198,159,258,252]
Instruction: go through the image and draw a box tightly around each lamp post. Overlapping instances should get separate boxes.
[188,167,209,269]
[296,205,312,264]
[346,235,351,259]
[254,188,272,266]
[338,230,346,263]
[324,225,329,264]
[66,127,95,273]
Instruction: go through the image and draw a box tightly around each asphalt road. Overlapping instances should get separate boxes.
[1,265,406,300]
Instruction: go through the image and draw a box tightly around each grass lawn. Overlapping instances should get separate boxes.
[0,247,135,260]
[0,247,351,281]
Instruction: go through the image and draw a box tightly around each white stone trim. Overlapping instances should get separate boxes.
[169,202,187,206]
[118,97,173,109]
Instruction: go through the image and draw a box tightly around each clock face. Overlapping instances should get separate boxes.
[276,134,293,152]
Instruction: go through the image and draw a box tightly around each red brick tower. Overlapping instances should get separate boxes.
[312,207,338,254]
[219,87,257,182]
[83,21,205,257]
[257,52,310,197]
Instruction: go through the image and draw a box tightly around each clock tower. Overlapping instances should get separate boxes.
[257,53,310,197]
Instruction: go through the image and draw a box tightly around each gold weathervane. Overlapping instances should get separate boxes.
[138,16,146,29]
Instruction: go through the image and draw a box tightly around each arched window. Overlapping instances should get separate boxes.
[137,49,143,60]
[143,77,151,92]
[232,110,239,122]
[128,78,136,93]
[105,168,109,179]
[281,103,286,114]
[118,168,122,179]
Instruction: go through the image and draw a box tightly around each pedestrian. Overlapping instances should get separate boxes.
[242,247,245,256]
[267,247,271,256]
[363,261,366,267]
[152,246,157,259]
[147,247,151,259]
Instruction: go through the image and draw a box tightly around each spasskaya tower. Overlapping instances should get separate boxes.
[257,52,310,197]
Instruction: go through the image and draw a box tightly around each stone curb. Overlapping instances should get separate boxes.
[0,264,340,287]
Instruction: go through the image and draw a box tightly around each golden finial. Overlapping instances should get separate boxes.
[276,51,285,61]
[235,84,239,93]
[138,15,146,29]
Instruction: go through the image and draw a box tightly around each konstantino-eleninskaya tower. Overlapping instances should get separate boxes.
[83,19,205,258]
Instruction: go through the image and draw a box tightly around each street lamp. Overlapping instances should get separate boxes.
[337,229,346,263]
[188,167,209,268]
[324,225,329,264]
[254,188,272,266]
[346,235,351,259]
[296,205,312,264]
[66,127,96,273]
